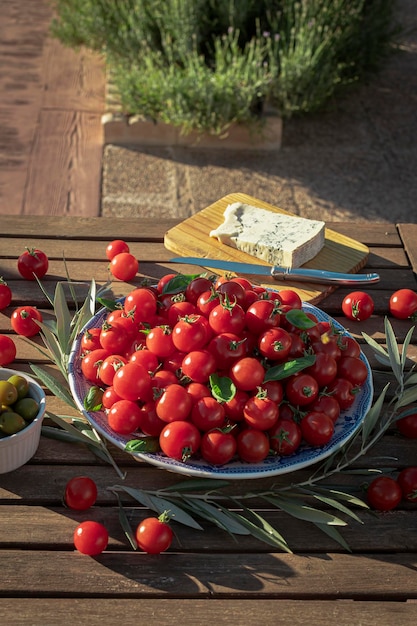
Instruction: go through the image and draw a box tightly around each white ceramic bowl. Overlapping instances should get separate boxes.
[0,368,46,474]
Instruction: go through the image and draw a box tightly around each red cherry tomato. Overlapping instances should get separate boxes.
[342,291,374,321]
[229,357,265,392]
[0,278,12,310]
[366,476,402,511]
[396,467,417,502]
[156,383,193,423]
[159,420,201,461]
[17,248,49,280]
[300,411,334,446]
[389,289,417,320]
[236,428,270,463]
[243,394,279,430]
[269,419,302,455]
[0,334,17,366]
[110,252,139,281]
[73,521,108,555]
[135,514,173,554]
[107,399,143,434]
[11,305,43,337]
[105,239,129,260]
[285,374,319,407]
[200,429,237,465]
[396,410,417,439]
[64,476,98,511]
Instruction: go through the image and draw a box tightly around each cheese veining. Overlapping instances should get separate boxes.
[209,203,325,268]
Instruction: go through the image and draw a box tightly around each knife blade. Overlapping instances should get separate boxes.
[169,257,380,285]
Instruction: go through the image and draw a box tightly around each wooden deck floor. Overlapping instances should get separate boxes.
[0,0,105,217]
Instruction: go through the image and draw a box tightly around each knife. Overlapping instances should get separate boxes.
[169,257,380,285]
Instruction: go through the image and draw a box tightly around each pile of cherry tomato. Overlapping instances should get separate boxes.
[78,271,374,467]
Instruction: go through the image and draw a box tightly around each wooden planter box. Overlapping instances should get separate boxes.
[102,80,282,151]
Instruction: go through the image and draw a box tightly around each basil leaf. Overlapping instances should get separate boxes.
[162,274,200,294]
[264,355,316,381]
[209,373,236,402]
[125,436,161,453]
[83,386,103,411]
[285,309,317,329]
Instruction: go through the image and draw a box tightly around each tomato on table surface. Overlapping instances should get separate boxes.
[64,476,98,511]
[73,521,108,556]
[17,248,49,280]
[396,467,417,502]
[0,278,12,310]
[366,476,402,511]
[342,291,374,321]
[135,513,173,554]
[0,334,17,366]
[11,305,43,337]
[105,239,130,260]
[389,288,417,320]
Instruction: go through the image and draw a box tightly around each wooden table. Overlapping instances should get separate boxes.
[1,216,417,625]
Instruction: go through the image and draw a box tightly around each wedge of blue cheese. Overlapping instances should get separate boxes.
[209,203,325,268]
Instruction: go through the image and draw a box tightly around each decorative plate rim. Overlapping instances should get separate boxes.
[68,301,373,480]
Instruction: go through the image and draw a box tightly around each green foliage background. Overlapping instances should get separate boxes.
[51,0,400,135]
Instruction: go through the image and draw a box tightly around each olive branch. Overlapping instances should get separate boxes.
[29,275,417,552]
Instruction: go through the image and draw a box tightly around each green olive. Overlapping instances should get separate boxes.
[0,380,18,406]
[0,411,27,435]
[7,374,29,400]
[14,397,39,422]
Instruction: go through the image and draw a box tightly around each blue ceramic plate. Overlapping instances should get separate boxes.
[68,302,373,480]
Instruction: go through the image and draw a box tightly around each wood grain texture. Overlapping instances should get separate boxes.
[0,0,105,217]
[164,193,370,303]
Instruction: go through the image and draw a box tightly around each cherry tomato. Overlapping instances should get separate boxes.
[207,332,247,369]
[229,357,265,392]
[17,248,49,280]
[396,467,417,502]
[124,287,158,324]
[113,361,153,402]
[185,276,214,304]
[0,278,12,310]
[107,399,143,434]
[0,334,17,365]
[98,354,127,386]
[396,410,417,439]
[337,356,368,386]
[181,349,217,384]
[305,352,337,387]
[191,396,226,431]
[64,476,98,511]
[300,411,334,446]
[236,428,270,463]
[146,325,176,358]
[110,252,139,281]
[327,377,358,410]
[159,420,201,461]
[307,394,341,423]
[139,401,166,436]
[156,384,193,423]
[80,347,109,384]
[105,239,129,260]
[285,374,319,407]
[216,280,247,307]
[245,299,281,335]
[366,476,402,511]
[200,429,237,465]
[73,521,108,556]
[99,322,131,354]
[276,289,302,309]
[342,291,374,321]
[243,393,279,430]
[172,315,209,352]
[389,289,417,320]
[209,301,246,335]
[338,335,361,359]
[135,514,173,554]
[223,389,249,422]
[81,327,102,352]
[269,419,302,455]
[258,327,292,361]
[11,305,43,337]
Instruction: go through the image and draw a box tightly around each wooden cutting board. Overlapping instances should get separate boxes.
[164,193,370,304]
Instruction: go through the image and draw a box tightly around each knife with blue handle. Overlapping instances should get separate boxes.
[169,257,380,285]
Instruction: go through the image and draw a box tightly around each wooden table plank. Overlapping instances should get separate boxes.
[398,223,417,274]
[0,599,414,626]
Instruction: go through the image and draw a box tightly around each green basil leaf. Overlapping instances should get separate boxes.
[285,309,317,329]
[96,297,120,310]
[209,373,236,402]
[125,436,161,453]
[162,274,200,294]
[264,354,316,381]
[83,386,103,411]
